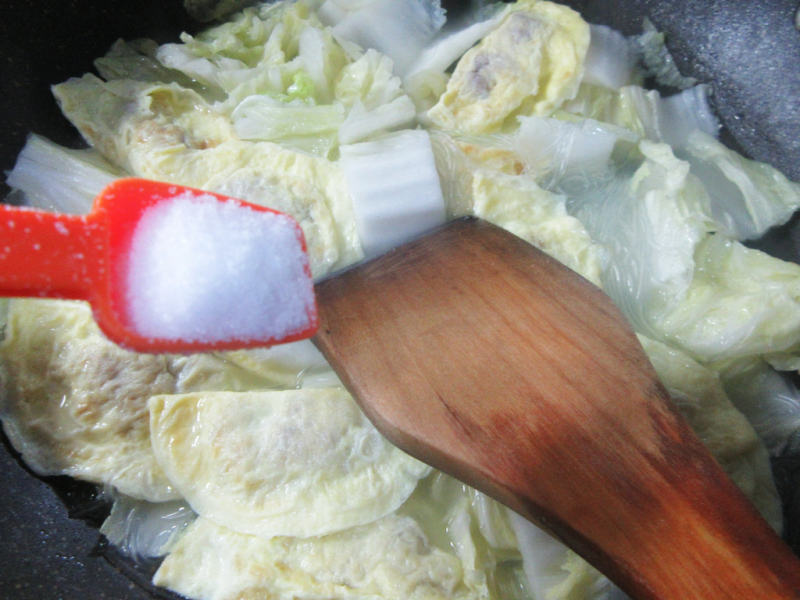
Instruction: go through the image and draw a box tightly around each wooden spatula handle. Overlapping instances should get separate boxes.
[314,218,800,599]
[500,387,800,600]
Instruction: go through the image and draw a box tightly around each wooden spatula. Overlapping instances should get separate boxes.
[313,217,800,599]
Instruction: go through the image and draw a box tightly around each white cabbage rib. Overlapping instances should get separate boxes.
[319,0,446,75]
[6,134,120,214]
[583,24,640,89]
[682,130,800,240]
[340,129,446,256]
[719,360,800,456]
[100,495,196,559]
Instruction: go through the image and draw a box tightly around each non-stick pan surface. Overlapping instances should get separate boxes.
[0,1,798,598]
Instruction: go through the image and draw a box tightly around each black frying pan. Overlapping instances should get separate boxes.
[0,1,798,598]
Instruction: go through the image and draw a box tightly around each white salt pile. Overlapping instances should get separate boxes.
[126,191,315,344]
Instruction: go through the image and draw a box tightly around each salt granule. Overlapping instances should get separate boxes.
[126,192,314,343]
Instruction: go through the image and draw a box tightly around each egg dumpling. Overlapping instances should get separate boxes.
[148,388,431,538]
[0,299,178,501]
[154,514,492,600]
[428,0,590,134]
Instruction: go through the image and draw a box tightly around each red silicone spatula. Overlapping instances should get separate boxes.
[0,178,318,353]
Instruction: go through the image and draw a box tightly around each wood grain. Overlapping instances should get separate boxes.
[314,217,800,599]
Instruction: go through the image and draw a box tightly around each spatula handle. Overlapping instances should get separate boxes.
[0,205,103,300]
[504,394,800,599]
